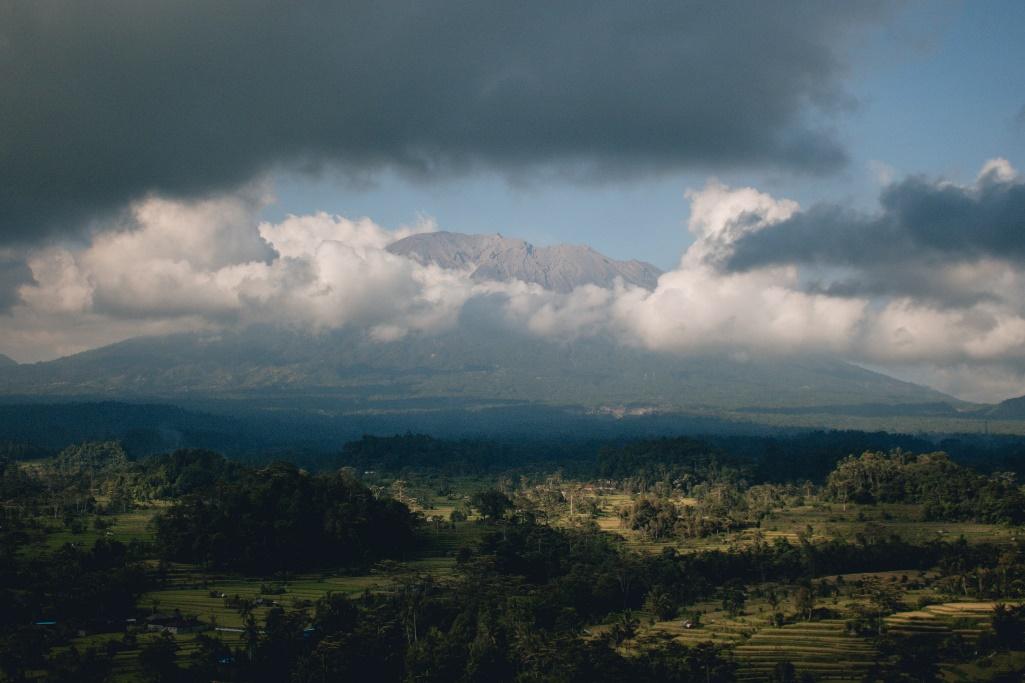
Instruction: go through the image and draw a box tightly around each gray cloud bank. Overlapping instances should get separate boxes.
[0,0,887,244]
[727,159,1025,273]
[722,159,1025,308]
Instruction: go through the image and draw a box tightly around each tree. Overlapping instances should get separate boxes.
[991,603,1025,650]
[793,584,816,621]
[47,646,113,683]
[644,585,678,621]
[769,661,798,683]
[188,634,231,681]
[139,631,180,683]
[721,581,747,617]
[0,627,48,682]
[470,489,513,523]
[607,610,639,646]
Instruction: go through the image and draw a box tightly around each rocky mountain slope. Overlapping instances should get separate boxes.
[387,231,662,292]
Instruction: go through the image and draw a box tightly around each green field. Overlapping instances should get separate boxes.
[40,505,163,552]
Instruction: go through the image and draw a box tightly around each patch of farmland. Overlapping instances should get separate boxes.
[884,601,1000,641]
[732,619,878,682]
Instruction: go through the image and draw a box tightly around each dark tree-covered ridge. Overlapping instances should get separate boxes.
[154,462,419,572]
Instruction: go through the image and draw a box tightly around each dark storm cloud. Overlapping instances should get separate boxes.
[725,171,1025,276]
[802,267,1004,309]
[0,254,32,314]
[0,0,888,244]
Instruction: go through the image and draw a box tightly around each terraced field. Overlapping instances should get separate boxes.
[63,518,482,681]
[647,623,747,648]
[733,619,877,682]
[624,580,1015,682]
[638,607,878,682]
[66,629,228,682]
[140,536,470,628]
[885,601,1000,641]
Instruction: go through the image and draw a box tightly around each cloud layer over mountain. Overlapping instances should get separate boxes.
[4,159,1025,401]
[0,1,887,245]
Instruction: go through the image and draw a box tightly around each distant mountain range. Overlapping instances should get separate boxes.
[0,354,16,368]
[387,231,662,292]
[2,231,1023,433]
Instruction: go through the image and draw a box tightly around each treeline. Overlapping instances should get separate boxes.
[154,462,419,572]
[825,450,1025,524]
[0,538,149,678]
[335,434,593,475]
[2,446,421,573]
[335,431,1025,485]
[7,418,1025,482]
[596,438,749,492]
[0,444,247,524]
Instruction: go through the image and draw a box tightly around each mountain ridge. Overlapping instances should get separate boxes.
[387,231,662,292]
[985,395,1025,419]
[0,324,961,413]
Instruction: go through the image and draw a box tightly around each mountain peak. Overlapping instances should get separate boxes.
[0,354,17,368]
[387,231,662,292]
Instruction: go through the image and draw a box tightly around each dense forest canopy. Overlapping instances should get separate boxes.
[154,462,419,571]
[826,450,1025,524]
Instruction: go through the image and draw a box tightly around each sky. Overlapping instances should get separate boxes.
[1,1,1024,402]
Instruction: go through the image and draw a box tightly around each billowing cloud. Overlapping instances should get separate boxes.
[0,1,891,244]
[6,181,868,362]
[725,158,1025,276]
[6,160,1025,402]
